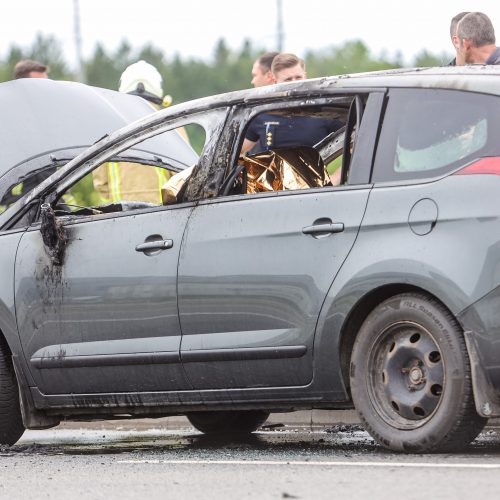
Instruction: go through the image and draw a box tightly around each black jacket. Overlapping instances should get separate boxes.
[485,47,500,65]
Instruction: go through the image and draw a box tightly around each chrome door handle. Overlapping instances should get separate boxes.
[135,239,173,252]
[302,223,344,235]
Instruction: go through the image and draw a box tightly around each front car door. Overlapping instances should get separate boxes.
[13,108,228,398]
[15,204,193,395]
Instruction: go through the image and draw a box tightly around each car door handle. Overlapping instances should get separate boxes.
[135,239,173,252]
[302,223,344,235]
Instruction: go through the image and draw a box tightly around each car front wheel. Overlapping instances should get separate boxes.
[0,339,25,446]
[186,410,269,435]
[350,293,486,453]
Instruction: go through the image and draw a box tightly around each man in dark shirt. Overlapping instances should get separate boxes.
[241,53,342,155]
[455,12,500,65]
[245,113,343,153]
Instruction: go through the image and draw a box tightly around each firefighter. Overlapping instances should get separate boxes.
[92,61,178,205]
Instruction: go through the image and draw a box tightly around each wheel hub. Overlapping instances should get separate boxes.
[372,322,445,425]
[403,361,426,389]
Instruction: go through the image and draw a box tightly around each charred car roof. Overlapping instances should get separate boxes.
[152,65,500,116]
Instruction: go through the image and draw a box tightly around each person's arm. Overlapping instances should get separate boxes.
[240,115,263,156]
[240,138,257,156]
[329,168,342,186]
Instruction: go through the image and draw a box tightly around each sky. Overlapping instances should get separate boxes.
[2,0,500,71]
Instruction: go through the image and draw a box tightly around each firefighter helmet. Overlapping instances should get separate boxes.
[119,60,164,106]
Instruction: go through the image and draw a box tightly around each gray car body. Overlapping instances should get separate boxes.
[1,66,500,428]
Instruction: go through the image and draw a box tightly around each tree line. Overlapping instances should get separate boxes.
[0,33,452,104]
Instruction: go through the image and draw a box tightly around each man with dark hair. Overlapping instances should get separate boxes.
[251,52,279,88]
[456,12,500,64]
[449,11,470,65]
[14,60,49,79]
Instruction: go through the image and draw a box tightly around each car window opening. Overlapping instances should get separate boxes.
[225,100,363,196]
[54,161,179,217]
[52,124,205,217]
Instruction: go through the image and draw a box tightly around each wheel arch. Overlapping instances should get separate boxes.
[338,284,456,394]
[0,326,59,430]
[0,328,16,378]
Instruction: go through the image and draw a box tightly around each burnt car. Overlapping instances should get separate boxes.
[1,67,500,453]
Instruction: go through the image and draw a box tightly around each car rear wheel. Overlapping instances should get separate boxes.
[350,293,486,453]
[187,410,269,434]
[0,339,25,446]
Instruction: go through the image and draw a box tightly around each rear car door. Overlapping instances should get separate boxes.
[178,93,384,390]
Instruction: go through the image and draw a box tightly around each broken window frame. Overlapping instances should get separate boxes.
[36,108,229,223]
[220,94,370,198]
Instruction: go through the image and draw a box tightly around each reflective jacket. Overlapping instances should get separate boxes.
[93,162,172,205]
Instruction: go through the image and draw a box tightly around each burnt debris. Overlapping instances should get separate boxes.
[40,203,67,265]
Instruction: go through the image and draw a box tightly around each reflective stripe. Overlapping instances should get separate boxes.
[62,193,77,206]
[155,167,169,202]
[105,163,169,204]
[108,162,121,203]
[11,182,23,196]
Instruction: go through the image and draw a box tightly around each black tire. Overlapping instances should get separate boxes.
[187,410,269,434]
[350,293,486,453]
[0,339,25,446]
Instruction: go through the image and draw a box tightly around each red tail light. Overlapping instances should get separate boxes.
[454,157,500,175]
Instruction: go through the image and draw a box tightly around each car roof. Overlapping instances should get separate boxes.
[0,78,156,179]
[131,65,500,128]
[309,65,500,94]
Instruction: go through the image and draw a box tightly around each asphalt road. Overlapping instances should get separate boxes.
[2,423,500,500]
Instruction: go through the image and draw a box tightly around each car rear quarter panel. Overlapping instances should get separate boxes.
[313,174,500,395]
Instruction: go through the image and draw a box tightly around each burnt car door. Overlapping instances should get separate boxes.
[178,93,384,390]
[12,110,226,396]
[15,203,192,395]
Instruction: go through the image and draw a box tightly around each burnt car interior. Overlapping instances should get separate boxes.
[221,97,362,197]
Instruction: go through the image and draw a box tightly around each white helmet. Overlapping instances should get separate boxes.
[119,60,164,105]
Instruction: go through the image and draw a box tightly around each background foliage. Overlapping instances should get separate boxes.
[0,34,453,103]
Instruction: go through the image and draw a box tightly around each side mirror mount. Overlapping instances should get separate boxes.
[40,203,67,265]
